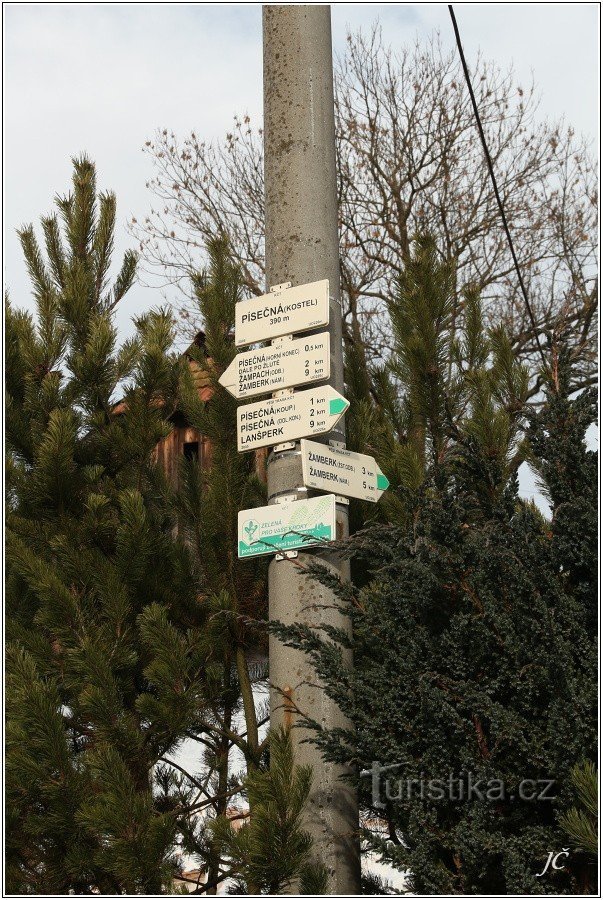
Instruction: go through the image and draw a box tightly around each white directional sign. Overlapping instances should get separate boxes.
[300,439,390,503]
[235,279,329,347]
[237,385,349,451]
[238,494,337,558]
[219,333,330,400]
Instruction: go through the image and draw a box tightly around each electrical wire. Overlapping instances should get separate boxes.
[448,4,550,373]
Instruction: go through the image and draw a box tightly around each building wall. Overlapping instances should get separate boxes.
[153,423,210,491]
[152,354,267,490]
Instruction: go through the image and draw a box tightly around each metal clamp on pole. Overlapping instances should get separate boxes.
[270,281,292,294]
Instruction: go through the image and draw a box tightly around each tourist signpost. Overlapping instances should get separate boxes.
[261,10,360,889]
[300,439,390,503]
[234,278,330,347]
[237,385,349,451]
[219,332,330,400]
[238,494,337,558]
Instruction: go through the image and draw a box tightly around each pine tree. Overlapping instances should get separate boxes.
[559,760,598,857]
[177,238,267,777]
[158,239,337,895]
[210,728,328,895]
[5,157,209,893]
[161,237,270,891]
[271,239,597,894]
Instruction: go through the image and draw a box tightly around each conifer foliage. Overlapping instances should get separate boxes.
[164,239,329,895]
[164,238,270,891]
[272,239,597,894]
[5,157,206,893]
[5,152,595,895]
[6,172,322,893]
[210,728,328,895]
[559,760,598,858]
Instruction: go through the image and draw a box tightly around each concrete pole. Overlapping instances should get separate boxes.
[263,5,360,894]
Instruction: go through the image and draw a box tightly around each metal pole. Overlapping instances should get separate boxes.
[263,5,360,893]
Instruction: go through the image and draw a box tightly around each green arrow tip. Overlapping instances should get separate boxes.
[377,473,390,491]
[329,397,349,416]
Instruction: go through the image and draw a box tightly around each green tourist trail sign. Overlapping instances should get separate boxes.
[238,494,337,558]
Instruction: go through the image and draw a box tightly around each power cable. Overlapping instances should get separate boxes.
[448,4,550,373]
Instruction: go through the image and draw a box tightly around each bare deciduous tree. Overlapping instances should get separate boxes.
[131,27,597,388]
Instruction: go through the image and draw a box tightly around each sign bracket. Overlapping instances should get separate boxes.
[275,493,298,504]
[273,441,296,453]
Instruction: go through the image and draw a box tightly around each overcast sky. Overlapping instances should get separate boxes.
[4,3,599,317]
[3,3,599,503]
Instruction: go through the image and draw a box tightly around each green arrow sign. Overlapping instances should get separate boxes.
[300,439,391,503]
[237,385,349,451]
